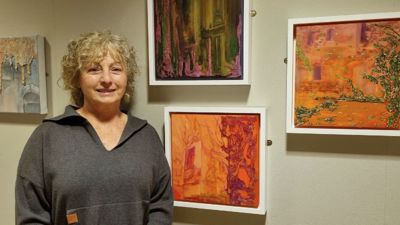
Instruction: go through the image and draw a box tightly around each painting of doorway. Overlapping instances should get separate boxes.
[164,106,267,214]
[148,0,251,85]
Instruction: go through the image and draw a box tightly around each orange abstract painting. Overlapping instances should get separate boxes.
[170,112,260,208]
[293,18,400,130]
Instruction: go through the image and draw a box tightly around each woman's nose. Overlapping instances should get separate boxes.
[100,70,112,83]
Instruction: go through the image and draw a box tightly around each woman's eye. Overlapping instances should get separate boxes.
[111,67,123,73]
[87,67,101,73]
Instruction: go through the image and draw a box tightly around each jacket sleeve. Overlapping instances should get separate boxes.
[147,129,174,225]
[15,126,51,225]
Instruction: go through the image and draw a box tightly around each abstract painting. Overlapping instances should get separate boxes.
[0,35,47,114]
[148,0,251,85]
[164,107,266,214]
[286,12,400,136]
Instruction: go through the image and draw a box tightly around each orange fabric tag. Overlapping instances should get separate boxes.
[66,213,78,224]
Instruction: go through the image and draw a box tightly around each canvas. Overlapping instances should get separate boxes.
[287,12,400,136]
[164,107,266,214]
[0,35,47,114]
[148,0,251,85]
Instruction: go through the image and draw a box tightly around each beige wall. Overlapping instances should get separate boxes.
[1,0,400,225]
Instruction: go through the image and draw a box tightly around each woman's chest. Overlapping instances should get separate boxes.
[44,131,156,203]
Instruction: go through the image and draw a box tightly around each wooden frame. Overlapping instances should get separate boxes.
[286,12,400,136]
[164,106,266,214]
[0,35,47,114]
[147,0,252,85]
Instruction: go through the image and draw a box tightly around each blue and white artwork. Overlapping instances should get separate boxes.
[0,36,47,114]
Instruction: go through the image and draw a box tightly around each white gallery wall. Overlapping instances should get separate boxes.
[1,0,400,225]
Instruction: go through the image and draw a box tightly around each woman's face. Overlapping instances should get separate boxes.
[79,53,127,109]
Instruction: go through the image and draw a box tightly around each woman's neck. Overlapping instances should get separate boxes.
[76,104,128,151]
[77,104,124,123]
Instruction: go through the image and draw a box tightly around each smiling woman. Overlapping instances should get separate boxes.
[61,31,137,111]
[79,54,128,112]
[15,31,173,225]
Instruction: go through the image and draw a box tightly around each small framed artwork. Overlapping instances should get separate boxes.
[147,0,252,85]
[286,12,400,136]
[0,35,47,114]
[164,106,266,214]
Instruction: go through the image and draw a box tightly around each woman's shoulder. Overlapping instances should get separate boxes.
[43,105,85,124]
[24,106,85,139]
[126,114,162,141]
[125,113,152,132]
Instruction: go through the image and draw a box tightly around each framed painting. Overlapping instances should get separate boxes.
[164,106,266,214]
[286,12,400,136]
[0,35,47,114]
[147,0,252,85]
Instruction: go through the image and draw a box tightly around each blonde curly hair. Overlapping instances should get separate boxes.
[61,30,138,110]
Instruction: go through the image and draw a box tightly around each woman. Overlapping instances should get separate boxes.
[15,31,173,225]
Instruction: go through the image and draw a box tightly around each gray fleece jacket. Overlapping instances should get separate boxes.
[15,105,173,225]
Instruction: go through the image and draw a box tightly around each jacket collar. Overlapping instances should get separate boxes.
[44,105,148,136]
[44,105,82,122]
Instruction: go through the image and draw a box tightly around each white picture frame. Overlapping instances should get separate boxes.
[164,106,266,214]
[147,0,252,85]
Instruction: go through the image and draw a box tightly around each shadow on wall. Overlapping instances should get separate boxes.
[148,85,250,104]
[173,207,266,225]
[287,133,400,156]
[44,37,53,117]
[0,112,45,124]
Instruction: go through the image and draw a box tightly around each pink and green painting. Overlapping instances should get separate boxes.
[293,18,400,130]
[153,0,244,80]
[170,112,260,207]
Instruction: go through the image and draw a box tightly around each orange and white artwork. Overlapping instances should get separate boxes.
[287,12,400,136]
[165,107,266,214]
